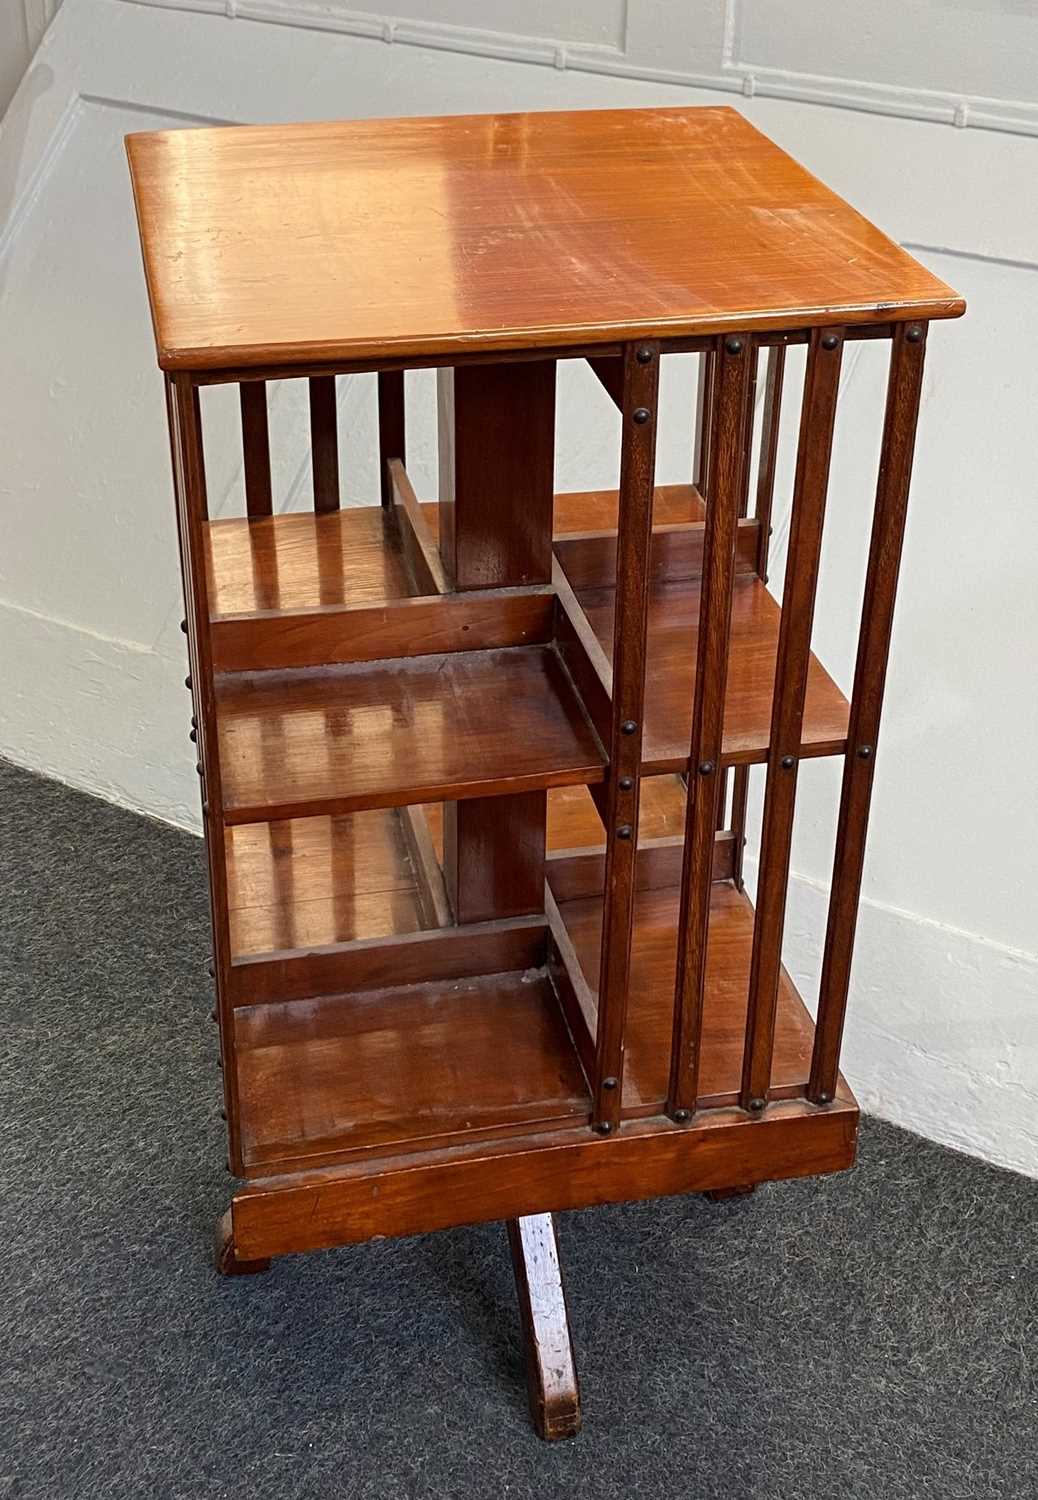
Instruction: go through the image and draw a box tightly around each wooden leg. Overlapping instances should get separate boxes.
[214,1208,271,1276]
[703,1185,757,1202]
[507,1214,581,1441]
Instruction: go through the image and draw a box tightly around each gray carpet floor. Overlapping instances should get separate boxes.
[1,756,1035,1500]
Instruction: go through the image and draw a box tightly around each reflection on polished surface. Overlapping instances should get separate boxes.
[126,107,964,370]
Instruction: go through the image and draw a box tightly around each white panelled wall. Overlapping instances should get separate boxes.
[1,0,1036,1174]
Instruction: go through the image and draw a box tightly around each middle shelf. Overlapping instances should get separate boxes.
[205,480,850,826]
[215,645,607,824]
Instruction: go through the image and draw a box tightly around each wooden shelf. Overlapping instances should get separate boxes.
[206,505,415,618]
[216,645,606,825]
[205,486,704,622]
[576,574,850,769]
[226,811,428,958]
[226,781,684,959]
[233,970,590,1173]
[555,880,817,1114]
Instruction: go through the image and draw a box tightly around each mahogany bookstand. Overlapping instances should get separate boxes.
[127,106,964,1439]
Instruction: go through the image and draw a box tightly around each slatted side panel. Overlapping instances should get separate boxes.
[667,335,755,1119]
[808,321,929,1104]
[740,327,845,1112]
[592,340,660,1133]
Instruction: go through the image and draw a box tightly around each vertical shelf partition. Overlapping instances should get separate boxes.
[128,106,963,1441]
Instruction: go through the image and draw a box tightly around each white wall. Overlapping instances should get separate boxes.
[1,0,1036,1175]
[0,0,58,116]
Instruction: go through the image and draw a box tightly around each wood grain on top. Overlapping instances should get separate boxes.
[126,107,964,371]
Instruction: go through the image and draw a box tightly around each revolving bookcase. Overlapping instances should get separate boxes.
[127,106,964,1439]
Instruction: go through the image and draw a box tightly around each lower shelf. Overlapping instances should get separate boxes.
[234,970,590,1174]
[555,881,816,1114]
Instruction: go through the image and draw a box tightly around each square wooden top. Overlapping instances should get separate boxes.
[126,106,964,373]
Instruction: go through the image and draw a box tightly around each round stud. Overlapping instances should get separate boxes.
[905,324,924,344]
[184,675,192,691]
[781,755,795,770]
[216,1056,223,1071]
[180,619,188,635]
[816,1091,834,1106]
[821,333,840,351]
[725,336,743,356]
[209,1010,217,1023]
[748,1097,766,1114]
[206,961,214,978]
[189,728,197,744]
[219,1108,227,1121]
[621,720,638,735]
[616,825,633,840]
[593,1121,613,1136]
[698,760,715,776]
[196,761,204,777]
[191,716,198,729]
[632,407,651,425]
[603,1076,619,1091]
[636,345,654,364]
[857,744,873,760]
[618,775,634,792]
[201,802,209,817]
[672,1108,691,1124]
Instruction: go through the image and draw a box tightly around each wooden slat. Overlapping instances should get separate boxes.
[308,376,339,513]
[754,344,786,581]
[191,386,209,519]
[668,334,754,1119]
[377,369,406,507]
[553,518,759,591]
[389,458,449,596]
[741,327,845,1112]
[593,341,660,1131]
[169,374,243,1168]
[693,348,714,496]
[228,912,548,1006]
[239,381,273,518]
[211,584,555,672]
[809,321,929,1104]
[230,1093,859,1259]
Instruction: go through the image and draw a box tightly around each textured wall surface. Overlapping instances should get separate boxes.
[1,0,1036,1174]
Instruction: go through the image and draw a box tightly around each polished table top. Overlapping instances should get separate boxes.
[127,105,964,372]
